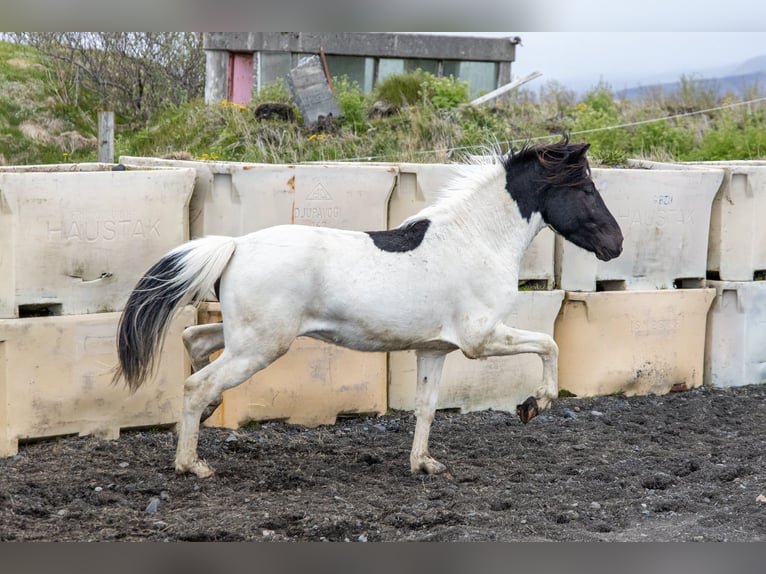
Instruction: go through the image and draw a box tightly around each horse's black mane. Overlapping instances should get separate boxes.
[503,137,592,189]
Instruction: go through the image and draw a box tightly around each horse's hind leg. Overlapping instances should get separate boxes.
[182,323,226,420]
[410,350,448,474]
[183,323,224,372]
[175,334,290,478]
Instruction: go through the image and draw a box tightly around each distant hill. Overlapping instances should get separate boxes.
[731,54,766,75]
[616,54,766,100]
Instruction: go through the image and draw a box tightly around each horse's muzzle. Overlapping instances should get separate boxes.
[516,396,540,424]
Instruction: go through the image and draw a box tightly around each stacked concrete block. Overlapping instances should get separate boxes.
[0,307,196,457]
[705,281,766,388]
[557,167,724,291]
[701,162,766,387]
[0,163,196,317]
[629,159,766,281]
[555,289,715,397]
[119,156,263,239]
[628,160,766,389]
[387,162,565,414]
[554,167,721,397]
[122,156,397,427]
[0,163,197,453]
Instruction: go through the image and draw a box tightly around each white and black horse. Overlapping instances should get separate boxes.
[114,139,623,478]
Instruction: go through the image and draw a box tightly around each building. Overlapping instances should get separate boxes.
[203,32,521,105]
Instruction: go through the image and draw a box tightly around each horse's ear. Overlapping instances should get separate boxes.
[568,143,590,162]
[573,143,590,155]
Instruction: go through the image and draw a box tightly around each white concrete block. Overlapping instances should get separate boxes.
[119,156,265,239]
[704,280,766,387]
[231,163,397,231]
[0,306,196,457]
[629,159,766,281]
[388,290,565,413]
[121,157,399,236]
[0,163,195,317]
[557,167,723,291]
[555,289,716,397]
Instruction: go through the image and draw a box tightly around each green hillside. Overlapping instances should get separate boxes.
[0,41,100,165]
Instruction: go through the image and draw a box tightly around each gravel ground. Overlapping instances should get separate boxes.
[1,384,764,541]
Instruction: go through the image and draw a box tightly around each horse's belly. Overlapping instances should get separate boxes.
[301,326,458,353]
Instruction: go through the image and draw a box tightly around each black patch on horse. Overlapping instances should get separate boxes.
[367,219,431,253]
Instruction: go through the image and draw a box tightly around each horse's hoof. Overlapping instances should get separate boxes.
[176,460,215,479]
[410,456,447,475]
[516,396,540,425]
[200,399,222,423]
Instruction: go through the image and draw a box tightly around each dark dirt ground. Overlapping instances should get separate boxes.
[1,384,764,542]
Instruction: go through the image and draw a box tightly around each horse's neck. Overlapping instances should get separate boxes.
[427,175,544,268]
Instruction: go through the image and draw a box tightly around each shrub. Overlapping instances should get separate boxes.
[418,72,470,109]
[373,73,422,107]
[333,75,368,133]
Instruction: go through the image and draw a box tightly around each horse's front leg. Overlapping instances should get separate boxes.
[410,350,448,474]
[470,324,559,423]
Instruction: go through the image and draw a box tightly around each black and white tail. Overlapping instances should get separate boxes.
[114,236,237,392]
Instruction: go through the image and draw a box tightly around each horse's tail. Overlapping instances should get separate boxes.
[114,235,237,392]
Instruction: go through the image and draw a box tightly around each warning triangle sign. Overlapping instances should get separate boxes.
[306,182,332,200]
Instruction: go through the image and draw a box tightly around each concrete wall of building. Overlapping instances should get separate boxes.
[204,32,520,103]
[203,32,519,62]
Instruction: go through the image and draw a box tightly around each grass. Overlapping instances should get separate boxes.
[0,40,98,165]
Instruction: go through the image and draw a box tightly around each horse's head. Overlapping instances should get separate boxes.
[505,140,623,262]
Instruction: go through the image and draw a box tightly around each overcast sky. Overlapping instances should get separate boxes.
[486,32,766,93]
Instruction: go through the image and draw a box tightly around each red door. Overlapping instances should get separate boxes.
[227,52,254,105]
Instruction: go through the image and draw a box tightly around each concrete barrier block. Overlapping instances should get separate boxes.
[0,163,195,317]
[555,289,715,397]
[704,280,766,387]
[388,290,565,413]
[394,163,555,286]
[230,163,397,231]
[119,156,264,239]
[198,303,387,428]
[557,167,723,291]
[629,159,766,281]
[120,157,399,236]
[0,306,195,457]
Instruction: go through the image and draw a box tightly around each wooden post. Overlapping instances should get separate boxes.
[319,47,334,95]
[98,111,114,164]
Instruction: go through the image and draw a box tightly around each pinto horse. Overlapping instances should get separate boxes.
[114,139,623,478]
